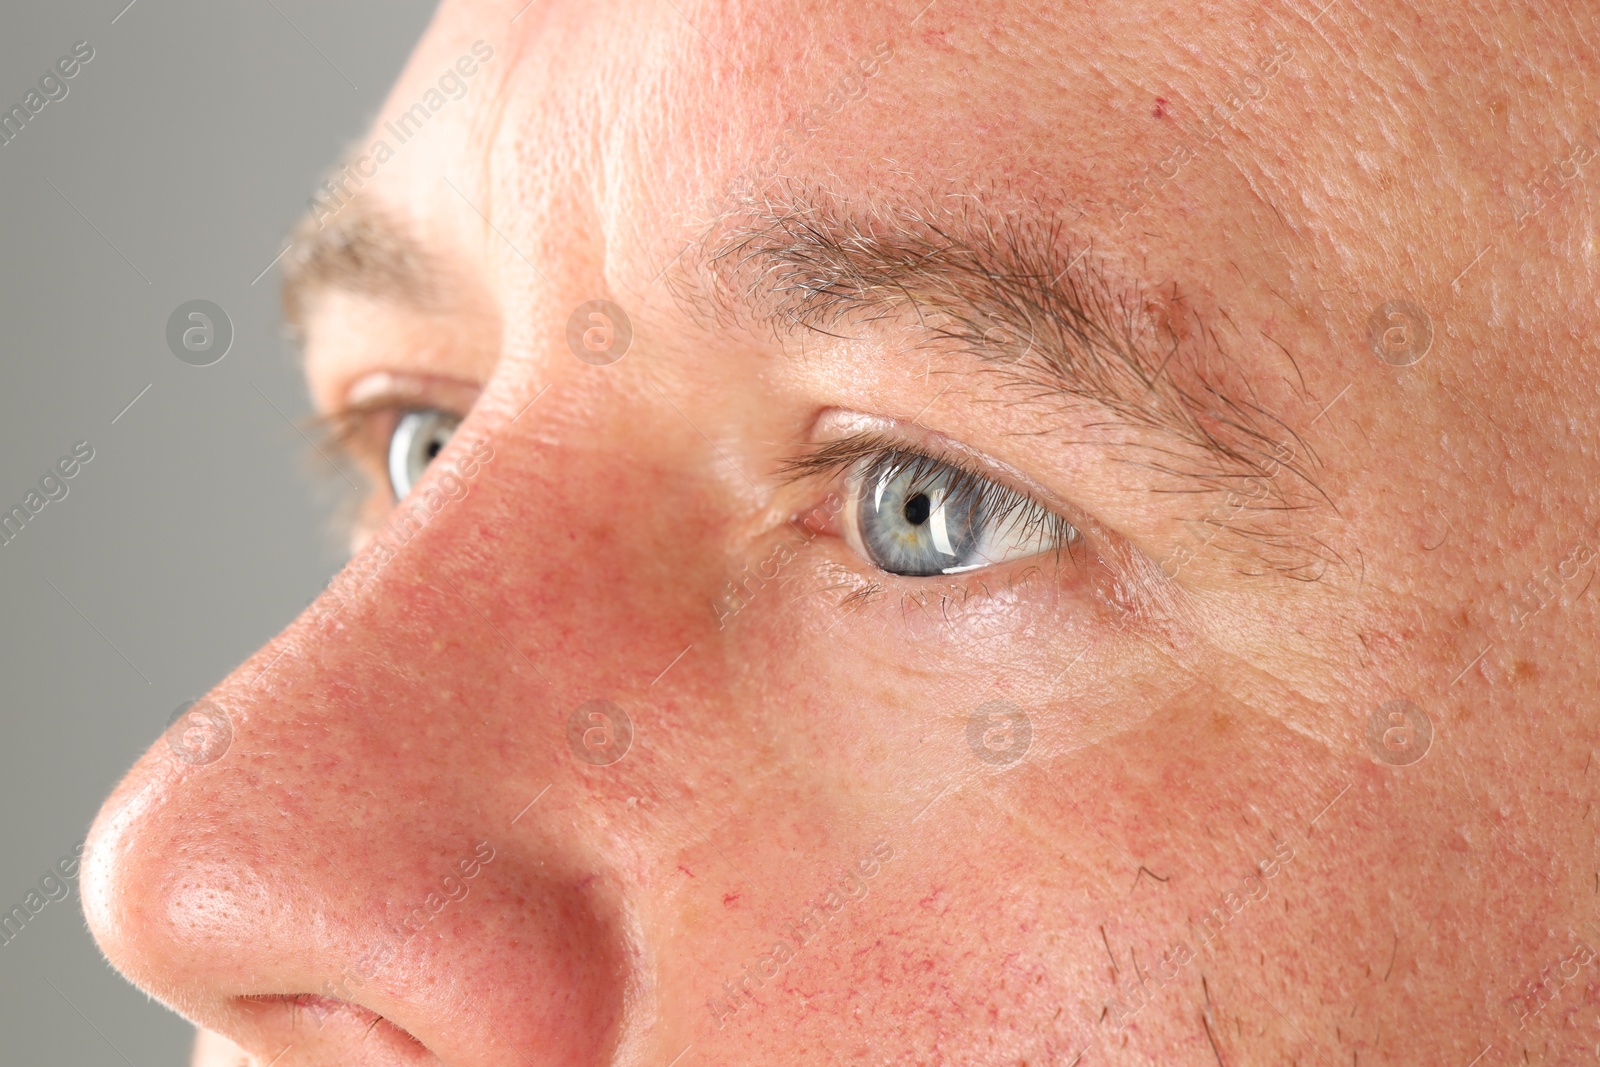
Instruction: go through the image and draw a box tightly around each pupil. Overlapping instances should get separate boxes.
[903,493,931,526]
[425,440,443,460]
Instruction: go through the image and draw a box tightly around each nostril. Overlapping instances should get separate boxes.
[242,993,382,1031]
[238,993,433,1054]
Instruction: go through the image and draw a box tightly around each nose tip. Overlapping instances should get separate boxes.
[81,683,630,1066]
[80,729,209,997]
[83,703,323,1022]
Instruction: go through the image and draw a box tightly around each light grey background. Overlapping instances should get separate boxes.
[0,2,439,1063]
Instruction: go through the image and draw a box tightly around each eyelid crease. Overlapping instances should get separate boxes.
[322,397,403,421]
[779,430,1050,505]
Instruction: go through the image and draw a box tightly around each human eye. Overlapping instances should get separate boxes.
[786,433,1080,577]
[311,396,465,549]
[312,372,479,515]
[385,408,461,500]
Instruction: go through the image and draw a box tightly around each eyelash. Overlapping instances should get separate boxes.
[779,432,1082,570]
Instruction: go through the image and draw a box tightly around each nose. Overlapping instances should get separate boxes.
[76,411,691,1065]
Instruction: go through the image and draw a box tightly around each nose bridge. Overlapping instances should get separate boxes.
[266,395,708,728]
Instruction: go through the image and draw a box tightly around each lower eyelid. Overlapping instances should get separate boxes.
[792,534,1095,633]
[716,501,1098,637]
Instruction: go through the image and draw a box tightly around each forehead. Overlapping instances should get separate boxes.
[301,0,1562,451]
[345,0,1330,284]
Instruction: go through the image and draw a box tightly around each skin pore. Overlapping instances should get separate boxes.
[80,0,1600,1064]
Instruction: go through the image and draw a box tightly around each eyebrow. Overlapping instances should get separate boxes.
[675,187,1317,506]
[280,195,439,329]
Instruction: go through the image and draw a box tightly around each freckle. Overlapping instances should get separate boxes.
[1152,97,1167,118]
[1514,659,1538,683]
[1210,709,1233,735]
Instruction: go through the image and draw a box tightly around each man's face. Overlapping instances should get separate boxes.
[82,0,1600,1063]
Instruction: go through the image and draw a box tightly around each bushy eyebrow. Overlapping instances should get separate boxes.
[674,186,1315,511]
[280,195,439,330]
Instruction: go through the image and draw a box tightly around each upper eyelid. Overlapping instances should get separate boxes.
[308,397,400,454]
[311,371,480,461]
[779,431,1069,518]
[777,431,971,482]
[341,371,483,415]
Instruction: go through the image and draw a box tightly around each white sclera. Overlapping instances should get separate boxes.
[388,409,461,500]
